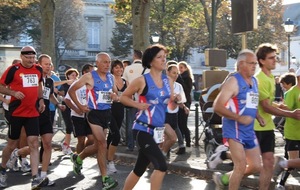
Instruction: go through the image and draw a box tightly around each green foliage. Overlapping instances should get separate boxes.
[109,22,133,58]
[0,0,39,41]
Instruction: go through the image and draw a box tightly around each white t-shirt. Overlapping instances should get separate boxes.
[64,81,87,118]
[167,82,186,113]
[123,61,149,84]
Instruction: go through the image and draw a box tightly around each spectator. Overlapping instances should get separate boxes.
[178,61,194,147]
[122,50,149,151]
[122,60,131,69]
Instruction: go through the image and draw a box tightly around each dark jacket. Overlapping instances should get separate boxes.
[177,71,193,106]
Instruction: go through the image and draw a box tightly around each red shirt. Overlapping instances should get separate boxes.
[0,63,43,117]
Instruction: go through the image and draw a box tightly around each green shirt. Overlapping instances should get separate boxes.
[284,85,300,140]
[254,70,276,131]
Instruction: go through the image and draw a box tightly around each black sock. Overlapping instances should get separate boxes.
[279,168,293,186]
[0,166,6,174]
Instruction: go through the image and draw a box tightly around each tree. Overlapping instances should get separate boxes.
[109,22,132,58]
[0,0,85,68]
[112,0,286,60]
[131,0,151,51]
[40,0,55,64]
[0,0,38,42]
[54,0,85,66]
[112,0,151,51]
[151,0,205,60]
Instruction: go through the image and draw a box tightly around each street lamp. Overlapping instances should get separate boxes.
[284,18,295,69]
[151,32,160,43]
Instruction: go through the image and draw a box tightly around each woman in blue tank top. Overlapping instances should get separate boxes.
[120,44,178,190]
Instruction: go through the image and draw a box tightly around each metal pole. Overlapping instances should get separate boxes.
[242,33,247,49]
[195,103,199,147]
[288,34,291,69]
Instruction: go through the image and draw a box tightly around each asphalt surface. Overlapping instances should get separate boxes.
[0,102,299,189]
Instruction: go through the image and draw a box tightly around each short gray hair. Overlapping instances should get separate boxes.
[95,52,110,61]
[236,49,255,69]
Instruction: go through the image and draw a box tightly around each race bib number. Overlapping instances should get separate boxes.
[22,74,38,87]
[97,91,112,104]
[246,92,258,109]
[43,87,51,100]
[153,127,165,144]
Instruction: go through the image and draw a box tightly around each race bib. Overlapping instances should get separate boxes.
[246,92,258,109]
[153,127,165,144]
[22,74,38,87]
[43,87,51,100]
[96,91,112,104]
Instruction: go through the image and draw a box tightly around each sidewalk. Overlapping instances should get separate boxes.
[0,102,299,189]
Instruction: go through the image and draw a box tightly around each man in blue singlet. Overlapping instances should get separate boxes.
[68,52,118,190]
[212,49,264,190]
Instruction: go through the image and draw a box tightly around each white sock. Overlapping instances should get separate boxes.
[279,160,288,168]
[40,171,47,178]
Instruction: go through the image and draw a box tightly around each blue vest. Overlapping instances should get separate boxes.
[133,73,171,135]
[222,73,258,141]
[87,70,114,110]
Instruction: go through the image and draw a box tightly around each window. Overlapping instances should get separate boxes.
[87,20,100,49]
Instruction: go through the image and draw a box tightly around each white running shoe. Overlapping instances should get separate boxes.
[61,143,73,155]
[0,172,7,187]
[107,162,117,175]
[12,159,19,172]
[21,161,31,172]
[207,145,228,169]
[6,148,18,170]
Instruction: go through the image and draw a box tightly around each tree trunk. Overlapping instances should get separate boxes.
[40,0,56,66]
[131,0,151,51]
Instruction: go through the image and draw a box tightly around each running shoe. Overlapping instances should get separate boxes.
[102,176,118,190]
[70,153,82,175]
[273,156,286,182]
[12,159,19,172]
[0,172,7,187]
[31,176,48,190]
[213,172,227,190]
[6,148,18,170]
[61,142,73,155]
[21,161,31,172]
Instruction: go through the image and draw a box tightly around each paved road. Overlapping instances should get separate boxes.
[1,149,257,190]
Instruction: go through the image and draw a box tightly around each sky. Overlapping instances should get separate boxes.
[283,0,300,4]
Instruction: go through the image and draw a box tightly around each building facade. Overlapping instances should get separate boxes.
[58,0,115,74]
